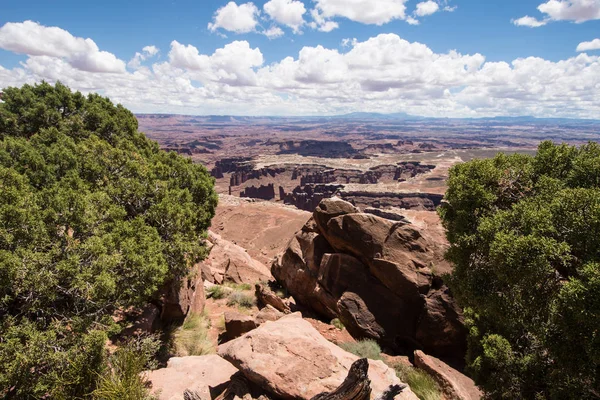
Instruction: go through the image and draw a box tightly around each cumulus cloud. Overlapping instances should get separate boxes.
[1,27,599,119]
[169,40,263,86]
[577,38,600,51]
[263,26,285,39]
[0,20,125,73]
[415,1,440,17]
[514,0,600,27]
[143,45,159,57]
[512,16,548,27]
[208,2,259,33]
[311,0,408,25]
[264,0,306,33]
[409,1,456,25]
[341,38,358,48]
[308,9,340,31]
[128,45,160,69]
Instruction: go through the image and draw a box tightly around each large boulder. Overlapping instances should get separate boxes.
[313,197,360,235]
[271,223,338,319]
[218,314,419,400]
[255,304,285,323]
[199,231,272,284]
[224,311,258,341]
[145,355,238,400]
[272,198,466,359]
[414,351,482,400]
[160,273,206,323]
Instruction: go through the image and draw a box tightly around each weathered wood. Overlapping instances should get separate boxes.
[374,384,407,400]
[255,284,291,314]
[311,358,372,400]
[183,390,203,400]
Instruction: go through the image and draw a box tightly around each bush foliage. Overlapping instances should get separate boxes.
[0,82,217,398]
[340,339,383,361]
[440,141,600,399]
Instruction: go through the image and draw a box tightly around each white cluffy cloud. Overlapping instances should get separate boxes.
[263,26,285,39]
[577,38,600,51]
[208,2,260,33]
[513,0,600,27]
[128,45,160,69]
[409,1,456,25]
[1,22,599,119]
[415,1,440,17]
[0,20,125,73]
[512,16,548,27]
[264,0,306,33]
[311,0,408,26]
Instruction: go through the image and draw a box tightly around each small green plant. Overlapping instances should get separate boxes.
[394,363,442,400]
[224,282,253,291]
[331,318,345,330]
[172,313,215,356]
[93,337,160,400]
[339,339,382,361]
[207,285,227,299]
[215,315,226,332]
[226,291,255,309]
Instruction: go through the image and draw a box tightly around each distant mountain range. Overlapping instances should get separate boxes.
[136,113,600,124]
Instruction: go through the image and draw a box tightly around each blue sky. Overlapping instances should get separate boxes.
[0,0,599,117]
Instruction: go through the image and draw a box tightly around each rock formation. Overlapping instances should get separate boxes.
[223,311,258,341]
[146,355,238,400]
[218,313,419,400]
[240,184,276,200]
[199,231,272,285]
[272,197,466,359]
[160,273,206,324]
[414,351,482,400]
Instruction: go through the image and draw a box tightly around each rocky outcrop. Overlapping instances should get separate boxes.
[255,284,291,314]
[363,208,410,223]
[272,197,466,359]
[224,311,258,341]
[218,313,419,400]
[255,304,285,323]
[146,355,238,400]
[241,184,276,200]
[339,192,444,212]
[199,231,272,285]
[282,184,344,212]
[414,351,482,400]
[160,274,206,324]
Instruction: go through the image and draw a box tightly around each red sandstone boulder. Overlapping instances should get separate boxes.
[199,231,271,285]
[160,273,206,324]
[313,196,360,235]
[224,311,258,341]
[218,313,419,400]
[271,198,466,360]
[414,351,482,400]
[255,304,285,323]
[145,355,238,400]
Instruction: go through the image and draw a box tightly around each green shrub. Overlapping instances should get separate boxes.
[224,282,253,291]
[331,318,345,330]
[440,141,600,398]
[0,82,217,397]
[339,339,382,361]
[92,336,160,400]
[172,313,215,356]
[207,285,228,299]
[226,291,255,309]
[394,363,442,400]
